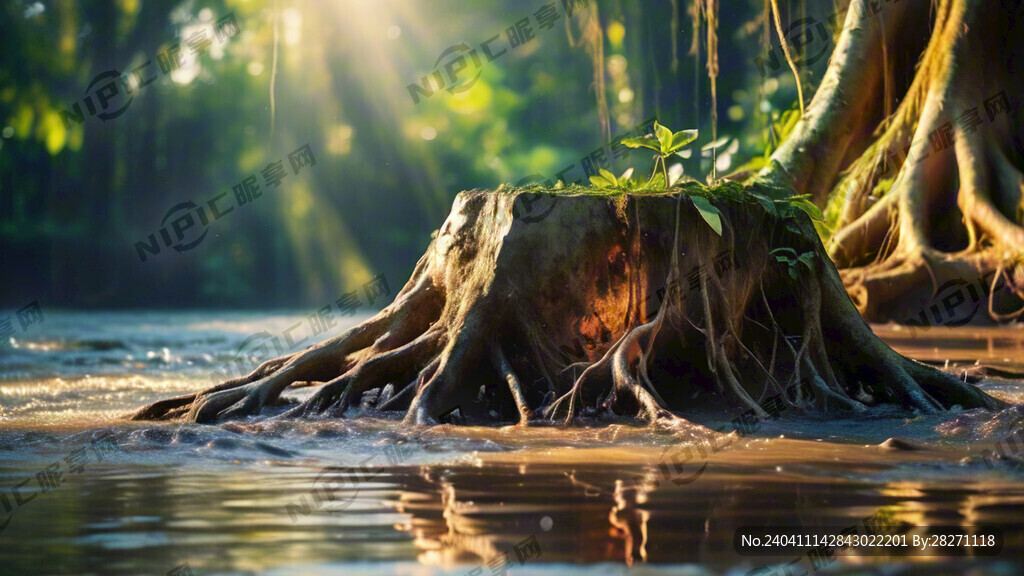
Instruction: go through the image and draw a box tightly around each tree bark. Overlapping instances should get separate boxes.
[133,185,1002,426]
[757,0,1024,322]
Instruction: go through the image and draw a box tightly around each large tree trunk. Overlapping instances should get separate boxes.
[758,0,1024,322]
[133,185,1001,426]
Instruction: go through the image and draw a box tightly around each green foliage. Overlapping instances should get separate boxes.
[589,167,633,188]
[783,194,824,222]
[765,104,802,159]
[873,177,896,198]
[689,194,723,236]
[0,0,824,307]
[622,120,698,190]
[589,167,674,193]
[728,101,804,179]
[619,120,726,238]
[750,192,778,216]
[749,191,824,222]
[770,247,815,279]
[621,122,699,157]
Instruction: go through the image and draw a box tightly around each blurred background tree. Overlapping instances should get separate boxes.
[0,0,823,308]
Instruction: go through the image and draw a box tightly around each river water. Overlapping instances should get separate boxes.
[1,311,1023,575]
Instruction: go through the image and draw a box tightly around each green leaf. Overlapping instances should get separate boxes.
[619,167,634,181]
[751,193,777,216]
[668,129,699,153]
[770,247,797,257]
[646,171,666,190]
[788,267,799,280]
[655,121,674,153]
[797,251,815,271]
[589,175,613,188]
[621,136,661,152]
[690,195,723,236]
[790,198,824,222]
[783,220,802,237]
[598,168,618,186]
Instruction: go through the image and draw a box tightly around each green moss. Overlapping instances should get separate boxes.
[872,177,895,198]
[495,178,791,207]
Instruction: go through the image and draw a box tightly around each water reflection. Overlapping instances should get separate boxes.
[3,315,1024,574]
[3,439,1024,574]
[376,460,1024,570]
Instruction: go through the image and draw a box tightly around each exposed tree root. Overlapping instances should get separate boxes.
[133,184,1004,426]
[757,0,1024,323]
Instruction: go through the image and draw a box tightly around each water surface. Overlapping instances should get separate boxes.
[2,312,1023,575]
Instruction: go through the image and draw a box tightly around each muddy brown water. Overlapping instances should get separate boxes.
[1,312,1023,575]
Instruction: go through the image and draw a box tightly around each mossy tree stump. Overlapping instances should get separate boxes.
[133,183,1002,426]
